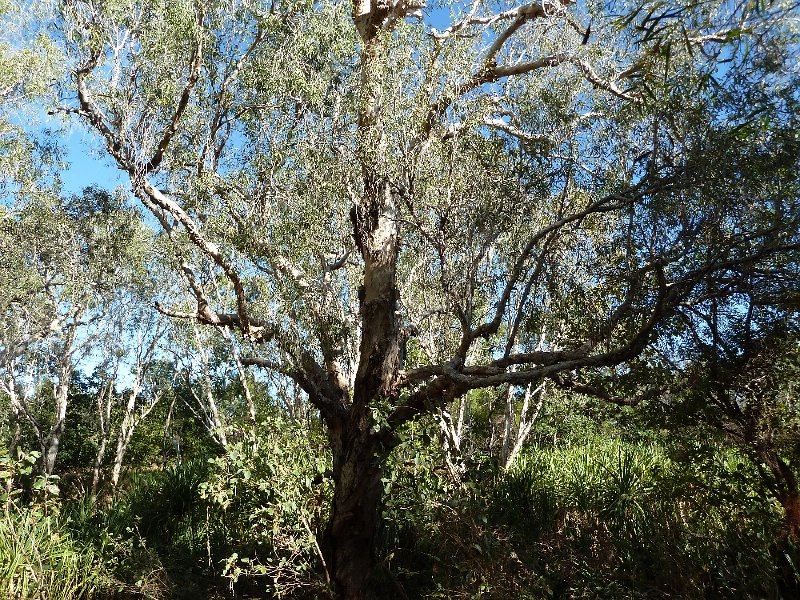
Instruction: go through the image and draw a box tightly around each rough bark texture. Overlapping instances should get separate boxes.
[322,418,385,599]
[774,479,800,598]
[782,492,800,540]
[316,20,405,595]
[325,176,401,597]
[771,455,800,541]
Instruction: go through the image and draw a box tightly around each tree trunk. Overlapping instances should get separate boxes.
[111,385,161,487]
[438,395,468,482]
[501,384,513,466]
[110,429,129,488]
[774,458,800,541]
[322,421,385,600]
[761,447,800,540]
[193,322,228,448]
[220,325,258,443]
[781,491,800,540]
[504,382,544,470]
[5,383,21,457]
[93,433,109,494]
[42,368,70,476]
[322,23,401,599]
[5,385,21,504]
[42,323,79,477]
[92,378,114,495]
[111,385,137,488]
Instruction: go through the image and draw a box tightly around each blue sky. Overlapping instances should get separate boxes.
[60,129,125,195]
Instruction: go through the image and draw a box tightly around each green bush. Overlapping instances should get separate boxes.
[199,417,332,598]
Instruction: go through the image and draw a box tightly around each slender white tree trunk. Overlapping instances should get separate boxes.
[501,384,514,466]
[192,323,228,448]
[110,382,138,487]
[110,322,165,488]
[437,393,469,482]
[3,379,23,501]
[219,326,257,445]
[92,376,115,494]
[503,382,545,470]
[42,327,78,476]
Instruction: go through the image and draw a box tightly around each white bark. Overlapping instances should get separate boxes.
[502,381,545,470]
[2,376,25,455]
[218,325,257,444]
[42,324,80,476]
[188,322,228,448]
[92,374,116,494]
[437,393,469,482]
[110,321,167,488]
[2,378,24,499]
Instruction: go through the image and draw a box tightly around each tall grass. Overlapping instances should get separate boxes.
[0,507,114,599]
[490,436,781,598]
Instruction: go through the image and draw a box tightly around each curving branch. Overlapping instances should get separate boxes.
[143,2,205,173]
[241,355,348,421]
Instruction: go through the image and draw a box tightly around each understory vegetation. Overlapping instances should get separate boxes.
[2,402,798,599]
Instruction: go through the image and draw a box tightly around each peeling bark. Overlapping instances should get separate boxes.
[781,492,800,540]
[438,394,468,482]
[92,376,115,495]
[763,450,800,541]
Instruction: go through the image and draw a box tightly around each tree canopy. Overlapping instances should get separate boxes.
[1,0,799,598]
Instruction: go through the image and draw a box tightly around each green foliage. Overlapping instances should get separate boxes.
[48,418,333,598]
[0,449,115,599]
[2,406,799,599]
[200,417,332,597]
[0,507,114,600]
[122,461,208,545]
[379,423,548,599]
[0,0,63,195]
[491,437,781,598]
[372,398,798,598]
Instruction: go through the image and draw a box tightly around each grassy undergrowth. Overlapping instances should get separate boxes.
[2,434,797,599]
[382,435,792,599]
[0,506,115,599]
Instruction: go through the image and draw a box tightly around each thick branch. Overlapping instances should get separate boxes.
[551,374,666,407]
[390,265,673,429]
[241,356,347,421]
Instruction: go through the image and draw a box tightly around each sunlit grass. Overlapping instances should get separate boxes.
[0,507,114,599]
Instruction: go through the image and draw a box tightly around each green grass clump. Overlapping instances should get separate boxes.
[490,436,782,598]
[0,506,115,599]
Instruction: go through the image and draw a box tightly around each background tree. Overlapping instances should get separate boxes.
[656,308,800,538]
[1,187,151,475]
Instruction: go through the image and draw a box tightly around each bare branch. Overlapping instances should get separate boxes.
[241,356,347,421]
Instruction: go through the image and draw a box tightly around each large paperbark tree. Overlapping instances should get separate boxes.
[50,0,799,596]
